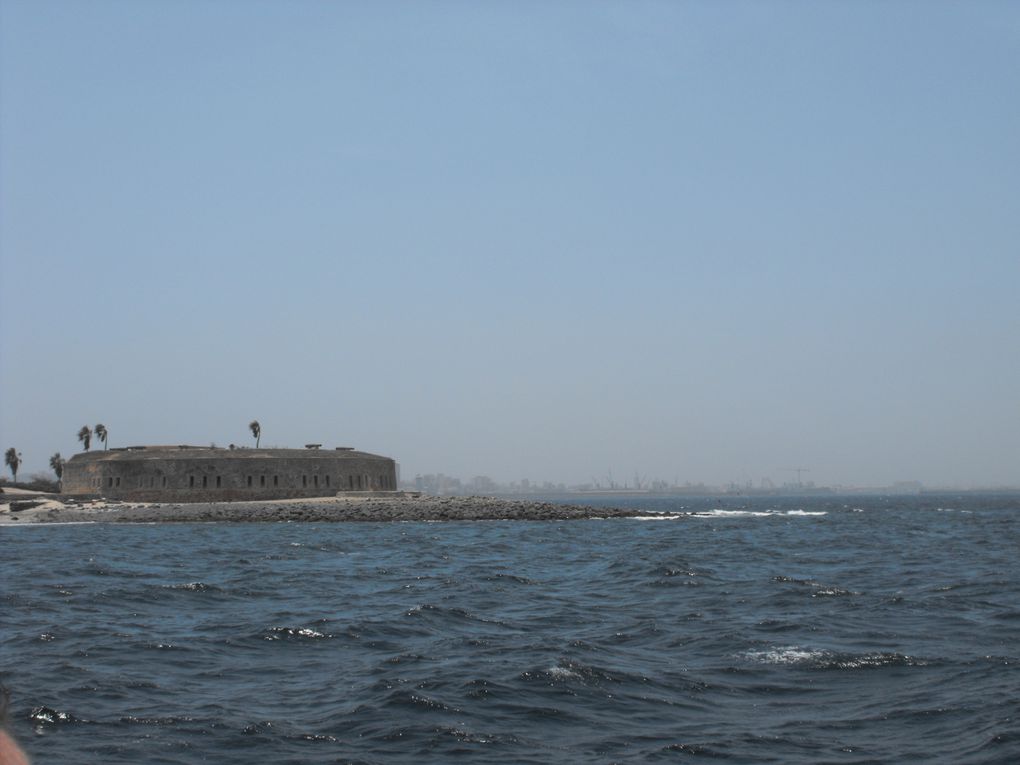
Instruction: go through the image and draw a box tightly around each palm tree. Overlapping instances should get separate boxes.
[4,448,21,483]
[49,452,65,480]
[77,425,92,451]
[95,423,108,450]
[249,420,261,448]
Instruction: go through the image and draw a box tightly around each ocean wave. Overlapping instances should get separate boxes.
[288,732,341,743]
[30,706,79,725]
[120,714,198,726]
[427,726,519,745]
[744,646,932,670]
[162,581,219,592]
[547,664,583,680]
[744,646,827,665]
[403,603,509,627]
[772,576,859,596]
[519,658,646,688]
[692,509,827,518]
[384,689,459,713]
[483,572,538,585]
[263,626,331,640]
[663,567,701,578]
[817,652,932,670]
[660,742,720,756]
[242,721,274,736]
[697,509,773,517]
[650,565,709,587]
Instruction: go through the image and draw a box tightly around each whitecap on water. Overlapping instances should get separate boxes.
[30,706,77,724]
[743,646,929,669]
[692,509,827,518]
[163,582,215,591]
[547,665,582,680]
[744,646,824,665]
[264,626,329,640]
[694,510,772,518]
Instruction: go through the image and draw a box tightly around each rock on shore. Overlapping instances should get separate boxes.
[10,495,650,524]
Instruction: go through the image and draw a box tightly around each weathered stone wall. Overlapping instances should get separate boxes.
[62,447,397,502]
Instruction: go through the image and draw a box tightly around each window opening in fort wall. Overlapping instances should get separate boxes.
[60,446,398,503]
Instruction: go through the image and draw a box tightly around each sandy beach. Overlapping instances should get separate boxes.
[0,490,645,524]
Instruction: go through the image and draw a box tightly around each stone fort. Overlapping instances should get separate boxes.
[61,445,397,503]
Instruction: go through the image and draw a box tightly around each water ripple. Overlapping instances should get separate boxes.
[2,493,1019,763]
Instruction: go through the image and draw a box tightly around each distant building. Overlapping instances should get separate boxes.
[62,445,397,502]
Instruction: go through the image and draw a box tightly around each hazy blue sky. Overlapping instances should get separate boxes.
[2,1,1018,488]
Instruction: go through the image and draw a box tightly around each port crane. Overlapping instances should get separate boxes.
[782,467,810,487]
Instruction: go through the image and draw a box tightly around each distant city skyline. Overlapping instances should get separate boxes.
[4,434,1015,496]
[2,2,1018,489]
[404,472,963,497]
[3,413,1017,492]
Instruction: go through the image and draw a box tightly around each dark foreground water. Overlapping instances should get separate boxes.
[2,494,1019,764]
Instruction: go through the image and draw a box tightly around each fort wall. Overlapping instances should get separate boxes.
[61,446,397,503]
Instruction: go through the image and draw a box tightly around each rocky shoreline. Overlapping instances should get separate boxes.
[2,494,653,524]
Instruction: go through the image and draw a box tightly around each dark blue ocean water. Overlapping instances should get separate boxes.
[2,494,1019,764]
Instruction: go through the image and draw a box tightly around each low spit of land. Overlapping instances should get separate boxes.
[0,490,649,525]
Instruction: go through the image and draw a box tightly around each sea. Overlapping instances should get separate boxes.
[2,493,1019,764]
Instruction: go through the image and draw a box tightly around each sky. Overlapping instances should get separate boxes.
[1,0,1018,489]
